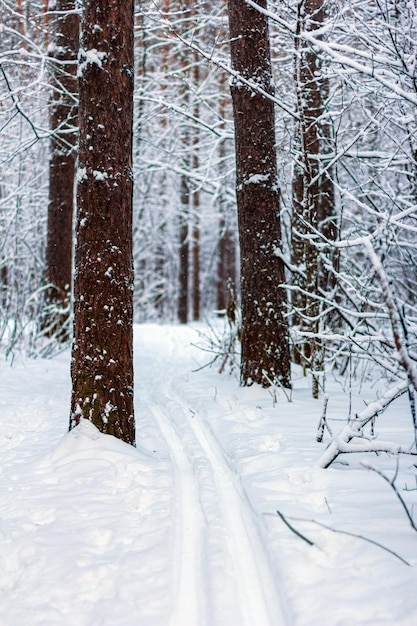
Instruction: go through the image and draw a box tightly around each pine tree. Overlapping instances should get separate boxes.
[43,0,78,341]
[228,0,291,388]
[70,0,135,445]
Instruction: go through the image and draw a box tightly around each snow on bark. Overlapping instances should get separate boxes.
[70,0,135,445]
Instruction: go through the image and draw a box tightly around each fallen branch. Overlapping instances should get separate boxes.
[275,510,315,546]
[318,380,410,468]
[316,394,331,442]
[306,518,410,566]
[264,512,411,566]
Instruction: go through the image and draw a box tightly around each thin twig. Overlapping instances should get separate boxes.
[362,462,417,532]
[0,63,40,140]
[307,518,410,566]
[265,511,411,565]
[275,510,315,546]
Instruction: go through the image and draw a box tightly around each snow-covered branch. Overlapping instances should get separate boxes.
[318,380,410,468]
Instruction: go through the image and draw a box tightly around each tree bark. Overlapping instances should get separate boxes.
[291,0,337,396]
[43,0,78,341]
[178,173,190,324]
[70,0,135,445]
[216,79,236,316]
[228,0,291,388]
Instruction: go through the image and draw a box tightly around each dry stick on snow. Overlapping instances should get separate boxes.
[264,512,410,565]
[362,462,417,533]
[316,394,331,442]
[304,518,411,566]
[275,510,315,546]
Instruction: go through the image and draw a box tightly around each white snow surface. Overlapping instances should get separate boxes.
[1,323,417,626]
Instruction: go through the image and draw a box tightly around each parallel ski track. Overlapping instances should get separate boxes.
[145,379,286,626]
[149,402,205,626]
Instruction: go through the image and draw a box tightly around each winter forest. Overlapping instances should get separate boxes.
[2,1,417,625]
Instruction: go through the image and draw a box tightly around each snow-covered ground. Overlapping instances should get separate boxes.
[1,323,417,626]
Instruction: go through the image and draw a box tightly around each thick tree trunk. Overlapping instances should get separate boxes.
[228,0,291,388]
[43,1,78,341]
[70,0,135,445]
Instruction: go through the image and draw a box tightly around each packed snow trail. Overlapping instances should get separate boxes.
[148,403,205,626]
[2,324,417,626]
[137,326,287,626]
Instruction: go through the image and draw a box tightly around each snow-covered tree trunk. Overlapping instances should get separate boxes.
[177,0,193,324]
[43,0,78,341]
[228,0,291,388]
[216,73,237,316]
[291,0,336,397]
[70,0,135,445]
[178,163,190,324]
[191,58,201,322]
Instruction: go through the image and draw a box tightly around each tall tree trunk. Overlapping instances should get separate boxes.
[177,0,192,324]
[178,171,190,324]
[216,78,237,316]
[191,58,201,322]
[228,0,291,388]
[43,0,78,341]
[291,0,337,396]
[192,208,200,321]
[70,0,135,445]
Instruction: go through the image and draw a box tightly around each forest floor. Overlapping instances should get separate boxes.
[1,323,417,626]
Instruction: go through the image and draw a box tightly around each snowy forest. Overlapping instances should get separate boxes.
[2,0,417,410]
[2,1,417,624]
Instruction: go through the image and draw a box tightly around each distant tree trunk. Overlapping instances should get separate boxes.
[177,0,192,324]
[228,0,291,388]
[192,205,200,321]
[216,80,237,316]
[291,0,337,397]
[178,171,190,324]
[16,0,26,39]
[43,0,78,341]
[217,217,237,314]
[191,59,201,322]
[42,0,49,48]
[70,0,135,445]
[290,120,307,365]
[0,265,8,308]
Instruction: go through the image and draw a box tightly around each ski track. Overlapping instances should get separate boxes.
[149,402,205,626]
[139,340,286,626]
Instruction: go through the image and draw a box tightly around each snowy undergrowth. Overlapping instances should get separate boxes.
[1,324,417,626]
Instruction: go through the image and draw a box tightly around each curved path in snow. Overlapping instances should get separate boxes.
[138,329,286,626]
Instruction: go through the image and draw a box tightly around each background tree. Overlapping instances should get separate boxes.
[2,0,417,422]
[70,0,135,445]
[228,0,291,388]
[290,0,337,397]
[265,0,417,393]
[0,0,50,356]
[132,1,236,323]
[43,0,78,341]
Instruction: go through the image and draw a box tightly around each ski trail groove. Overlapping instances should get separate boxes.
[148,385,286,626]
[149,403,204,626]
[168,387,287,626]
